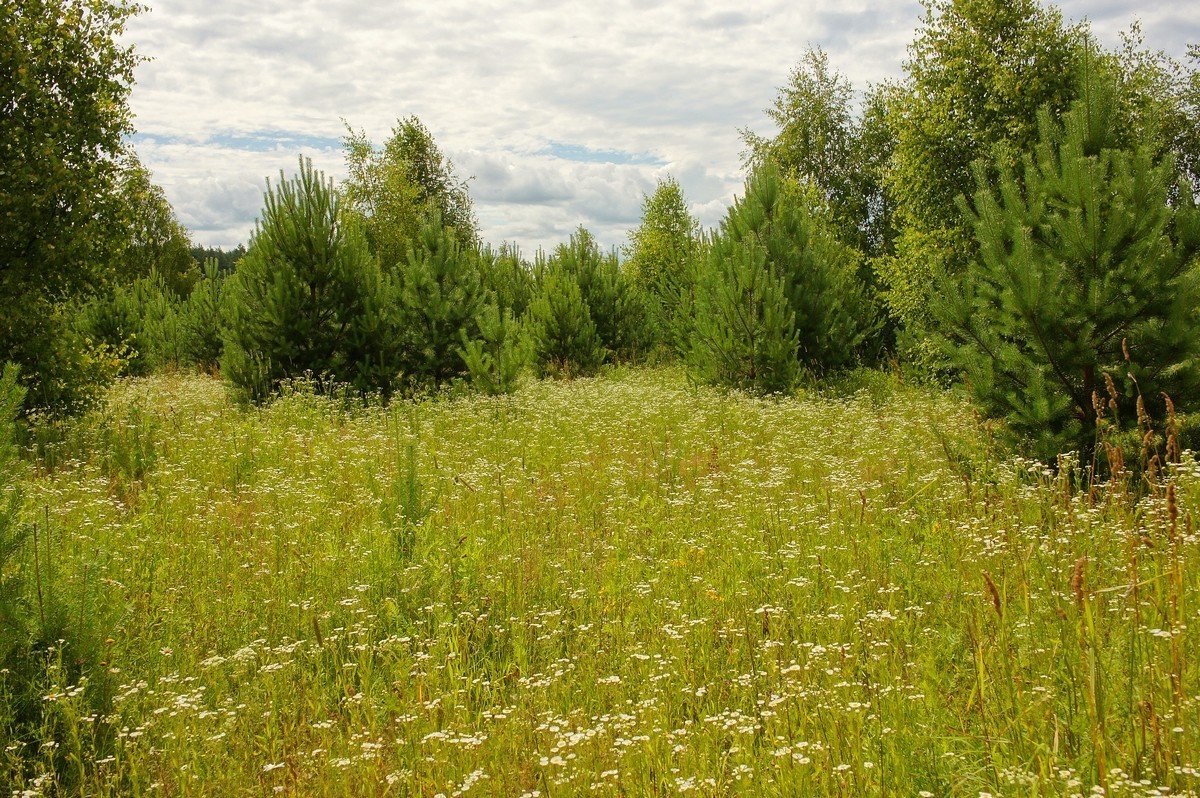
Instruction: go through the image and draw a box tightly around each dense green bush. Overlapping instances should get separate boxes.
[178,260,226,371]
[389,220,488,389]
[13,310,124,419]
[524,268,605,378]
[221,158,387,402]
[688,165,879,392]
[937,75,1200,460]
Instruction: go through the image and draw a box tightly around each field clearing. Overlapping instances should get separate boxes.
[5,368,1200,797]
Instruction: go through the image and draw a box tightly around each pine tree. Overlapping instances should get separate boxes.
[624,177,701,349]
[390,219,487,388]
[179,259,226,371]
[689,165,879,391]
[221,158,385,402]
[75,270,177,376]
[478,243,534,318]
[937,73,1200,460]
[460,303,525,395]
[524,268,605,378]
[688,242,801,393]
[551,227,651,361]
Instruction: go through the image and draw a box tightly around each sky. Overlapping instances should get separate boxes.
[123,0,1198,255]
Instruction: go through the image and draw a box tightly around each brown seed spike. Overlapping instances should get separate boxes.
[1122,338,1131,362]
[983,571,1002,618]
[1104,372,1119,403]
[1167,483,1178,539]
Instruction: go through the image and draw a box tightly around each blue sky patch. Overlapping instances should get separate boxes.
[130,130,343,153]
[541,142,666,167]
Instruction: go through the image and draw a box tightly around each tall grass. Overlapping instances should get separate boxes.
[2,368,1198,796]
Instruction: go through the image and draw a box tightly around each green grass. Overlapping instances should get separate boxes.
[3,367,1199,796]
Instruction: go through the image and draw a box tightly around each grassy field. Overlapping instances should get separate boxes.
[3,368,1199,797]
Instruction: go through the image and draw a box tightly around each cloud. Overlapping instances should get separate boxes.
[122,0,1192,253]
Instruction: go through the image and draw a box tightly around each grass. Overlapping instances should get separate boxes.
[2,367,1198,797]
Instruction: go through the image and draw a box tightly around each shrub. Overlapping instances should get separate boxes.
[390,220,488,389]
[221,158,387,402]
[936,74,1200,461]
[688,165,880,392]
[524,268,605,378]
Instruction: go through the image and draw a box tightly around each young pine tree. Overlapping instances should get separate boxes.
[552,227,651,361]
[390,219,488,389]
[460,303,526,395]
[689,165,879,392]
[221,158,385,402]
[179,259,226,371]
[524,268,606,378]
[76,270,179,376]
[624,177,701,350]
[936,73,1200,460]
[478,243,535,318]
[688,242,801,393]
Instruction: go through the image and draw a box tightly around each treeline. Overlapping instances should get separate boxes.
[4,0,1200,460]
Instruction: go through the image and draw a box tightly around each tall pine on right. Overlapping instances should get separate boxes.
[937,70,1200,462]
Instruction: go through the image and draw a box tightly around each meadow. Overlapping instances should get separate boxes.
[3,368,1199,797]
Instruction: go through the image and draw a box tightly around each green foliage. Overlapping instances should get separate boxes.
[688,241,801,393]
[76,271,180,376]
[221,158,385,403]
[178,260,226,370]
[937,75,1200,460]
[478,244,534,318]
[1,0,144,415]
[0,0,143,302]
[113,154,197,295]
[460,304,525,395]
[524,268,605,378]
[16,311,124,420]
[689,165,880,393]
[189,244,246,274]
[1109,27,1200,195]
[743,48,894,262]
[343,116,478,266]
[879,0,1090,338]
[623,177,701,350]
[390,220,488,389]
[892,0,1087,228]
[0,364,27,670]
[550,228,652,362]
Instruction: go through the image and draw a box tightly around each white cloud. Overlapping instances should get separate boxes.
[123,0,1192,253]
